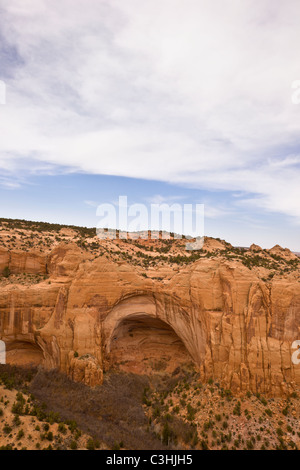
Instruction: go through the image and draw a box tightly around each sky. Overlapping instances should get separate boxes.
[0,0,300,250]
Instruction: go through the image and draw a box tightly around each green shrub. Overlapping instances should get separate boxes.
[70,440,78,450]
[3,424,12,434]
[86,439,95,450]
[3,266,10,278]
[17,429,24,440]
[58,423,67,434]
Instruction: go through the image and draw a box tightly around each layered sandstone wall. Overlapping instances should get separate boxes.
[0,243,299,395]
[0,247,47,275]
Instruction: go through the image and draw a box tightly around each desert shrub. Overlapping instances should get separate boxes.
[203,420,214,431]
[17,429,24,440]
[3,424,12,434]
[43,423,50,432]
[86,439,95,450]
[186,403,196,421]
[70,440,78,450]
[233,401,241,416]
[0,364,38,390]
[13,415,21,426]
[12,401,23,415]
[29,368,168,450]
[3,266,10,278]
[58,423,67,434]
[276,428,284,437]
[200,439,208,450]
[162,422,175,446]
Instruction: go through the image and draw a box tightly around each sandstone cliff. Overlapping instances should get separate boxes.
[0,221,299,396]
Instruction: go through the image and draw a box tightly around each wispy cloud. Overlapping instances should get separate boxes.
[0,176,21,189]
[144,194,186,205]
[0,0,300,221]
[84,200,99,208]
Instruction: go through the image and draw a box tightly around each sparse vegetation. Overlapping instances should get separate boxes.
[0,218,299,451]
[0,217,297,277]
[1,363,299,451]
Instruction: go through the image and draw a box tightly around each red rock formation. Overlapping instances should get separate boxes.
[0,242,299,395]
[0,247,46,275]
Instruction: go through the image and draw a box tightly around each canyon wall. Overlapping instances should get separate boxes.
[0,243,300,395]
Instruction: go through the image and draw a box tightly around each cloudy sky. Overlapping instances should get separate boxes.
[0,0,300,249]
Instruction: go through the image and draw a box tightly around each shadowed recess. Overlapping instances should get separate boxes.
[109,314,194,374]
[5,340,44,366]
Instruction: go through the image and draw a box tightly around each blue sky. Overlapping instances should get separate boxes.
[0,1,300,250]
[0,171,299,250]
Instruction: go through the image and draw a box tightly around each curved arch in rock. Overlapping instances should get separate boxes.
[0,336,45,366]
[103,294,206,373]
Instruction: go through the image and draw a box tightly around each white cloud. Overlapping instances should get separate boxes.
[0,177,21,189]
[0,0,300,220]
[145,195,186,205]
[84,200,99,208]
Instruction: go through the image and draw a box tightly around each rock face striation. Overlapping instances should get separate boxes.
[0,238,300,395]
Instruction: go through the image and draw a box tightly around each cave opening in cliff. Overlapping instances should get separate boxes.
[108,314,194,375]
[5,340,44,366]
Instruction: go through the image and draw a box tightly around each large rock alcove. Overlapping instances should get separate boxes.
[3,338,44,366]
[109,314,194,374]
[103,294,204,375]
